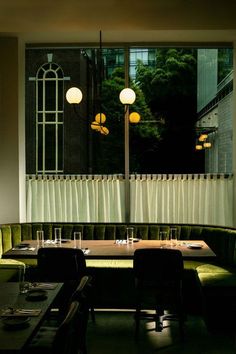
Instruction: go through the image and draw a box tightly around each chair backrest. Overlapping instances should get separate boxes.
[70,275,92,302]
[37,247,86,282]
[52,300,80,354]
[133,248,183,284]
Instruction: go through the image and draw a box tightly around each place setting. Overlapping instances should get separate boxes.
[18,267,52,301]
[19,282,57,301]
[0,307,42,317]
[185,242,203,249]
[11,243,36,251]
[115,227,141,245]
[0,307,42,330]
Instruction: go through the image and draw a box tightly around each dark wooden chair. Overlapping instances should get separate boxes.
[37,247,87,283]
[133,248,185,337]
[37,247,94,321]
[25,301,83,354]
[25,276,94,354]
[70,275,95,322]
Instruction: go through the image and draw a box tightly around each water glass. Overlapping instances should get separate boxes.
[19,266,29,294]
[126,227,134,244]
[160,231,168,248]
[36,230,44,247]
[54,228,62,245]
[73,231,82,249]
[170,228,178,247]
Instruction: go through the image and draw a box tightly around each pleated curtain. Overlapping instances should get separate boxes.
[26,174,233,226]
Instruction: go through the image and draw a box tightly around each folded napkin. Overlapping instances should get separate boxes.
[30,283,57,290]
[82,248,90,255]
[0,308,41,317]
[115,240,127,244]
[12,247,36,251]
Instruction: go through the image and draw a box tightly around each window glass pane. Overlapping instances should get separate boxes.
[58,81,63,110]
[58,124,63,170]
[37,113,43,122]
[37,81,43,111]
[37,67,45,78]
[45,70,56,78]
[45,125,56,171]
[43,63,50,71]
[45,113,56,122]
[131,47,233,174]
[37,124,43,171]
[129,47,199,173]
[51,63,58,71]
[196,48,233,173]
[45,81,56,110]
[56,67,64,78]
[58,113,63,122]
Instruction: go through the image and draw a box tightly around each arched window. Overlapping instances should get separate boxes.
[36,62,64,173]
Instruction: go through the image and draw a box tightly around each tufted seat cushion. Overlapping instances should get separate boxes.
[198,272,236,288]
[86,259,133,268]
[196,263,236,288]
[197,263,236,288]
[196,264,236,329]
[0,258,25,282]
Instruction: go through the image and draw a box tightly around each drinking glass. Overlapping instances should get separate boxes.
[54,228,62,245]
[160,231,168,248]
[170,228,178,247]
[73,231,82,249]
[36,230,44,247]
[126,227,134,244]
[19,266,30,294]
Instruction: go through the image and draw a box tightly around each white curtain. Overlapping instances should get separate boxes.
[26,174,234,226]
[26,175,125,222]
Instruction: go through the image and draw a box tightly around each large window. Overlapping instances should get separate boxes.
[25,45,233,175]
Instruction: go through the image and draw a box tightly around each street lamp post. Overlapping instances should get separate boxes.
[119,87,136,223]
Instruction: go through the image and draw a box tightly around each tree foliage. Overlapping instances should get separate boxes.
[135,48,200,173]
[92,48,201,174]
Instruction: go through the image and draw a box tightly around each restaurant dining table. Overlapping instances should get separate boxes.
[2,239,216,260]
[0,282,63,353]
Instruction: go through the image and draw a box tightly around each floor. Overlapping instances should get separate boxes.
[86,310,236,354]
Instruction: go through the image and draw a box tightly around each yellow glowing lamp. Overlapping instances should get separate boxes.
[95,113,106,124]
[91,121,101,131]
[129,112,141,123]
[195,144,203,150]
[199,134,208,142]
[203,142,212,148]
[66,87,83,104]
[119,88,136,105]
[100,126,109,135]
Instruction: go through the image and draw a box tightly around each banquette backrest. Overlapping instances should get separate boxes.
[1,223,236,267]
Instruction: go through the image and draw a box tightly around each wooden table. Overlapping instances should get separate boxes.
[3,239,216,260]
[0,282,62,353]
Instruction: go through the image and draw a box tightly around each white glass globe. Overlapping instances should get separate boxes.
[119,88,136,105]
[66,87,83,104]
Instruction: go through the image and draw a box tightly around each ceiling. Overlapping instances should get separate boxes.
[1,0,236,43]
